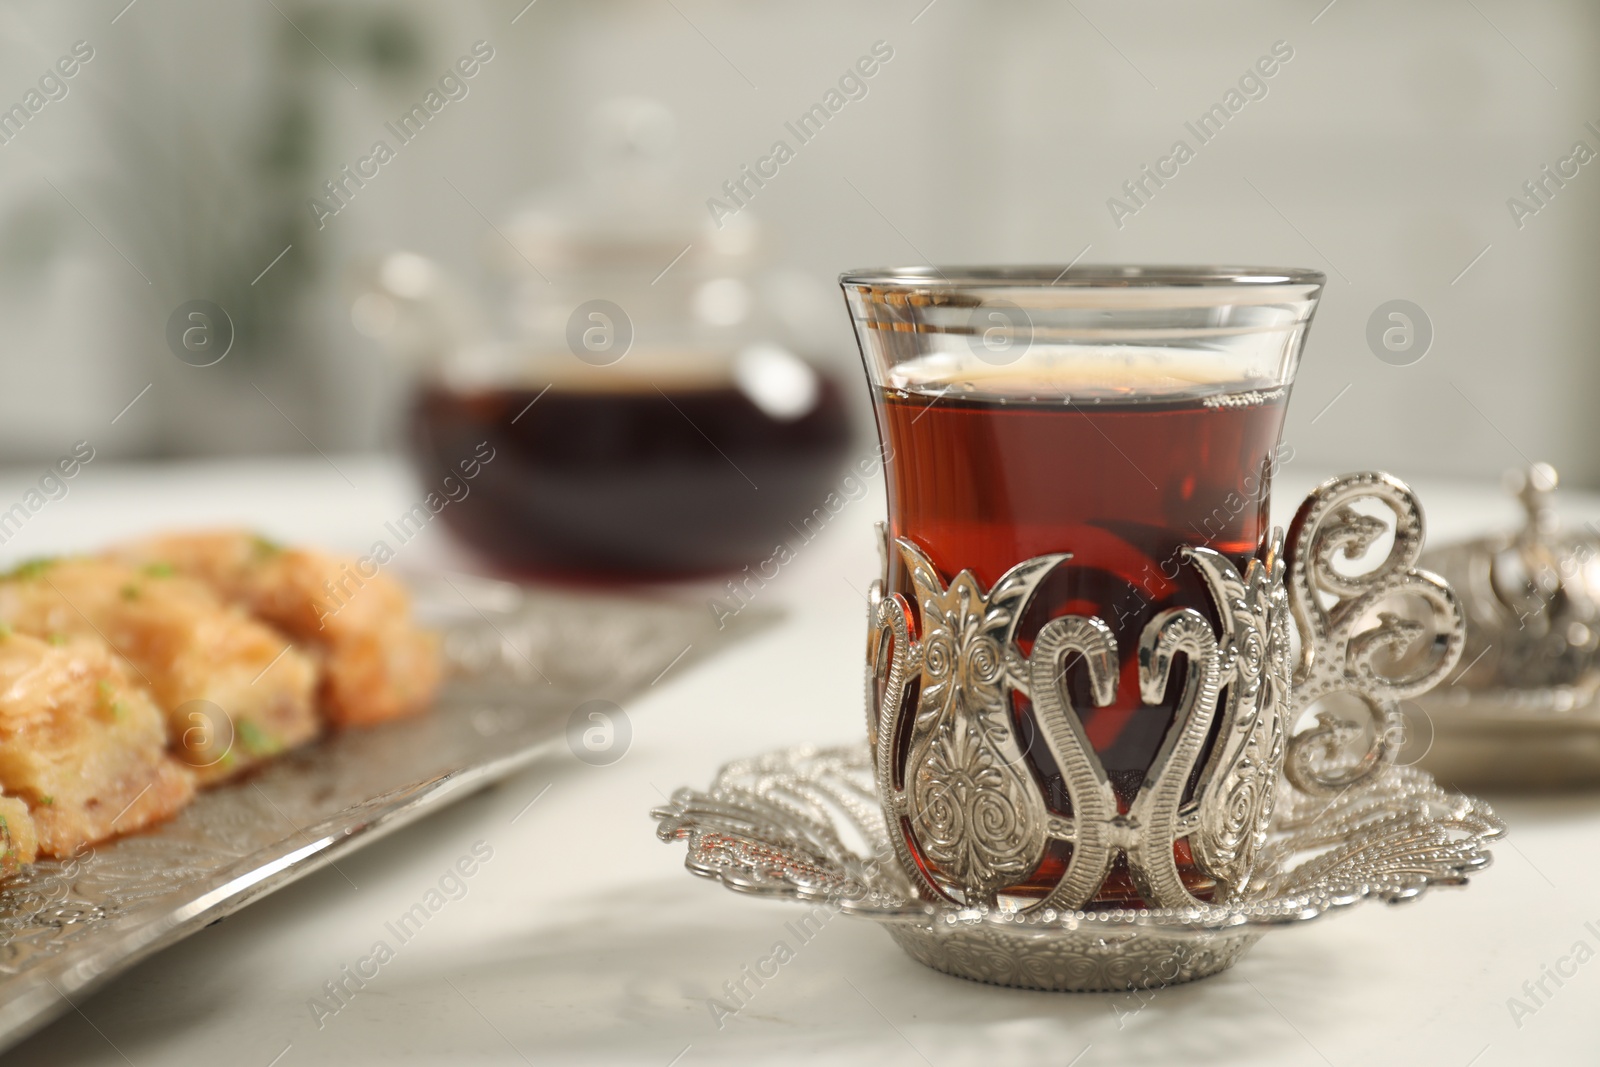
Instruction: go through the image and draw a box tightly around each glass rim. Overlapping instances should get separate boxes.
[838,264,1326,289]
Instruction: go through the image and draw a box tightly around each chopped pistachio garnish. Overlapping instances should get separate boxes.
[38,796,52,806]
[47,633,66,647]
[119,583,140,601]
[236,718,278,757]
[143,562,175,578]
[251,535,284,559]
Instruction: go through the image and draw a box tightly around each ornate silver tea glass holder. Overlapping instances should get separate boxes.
[655,473,1505,991]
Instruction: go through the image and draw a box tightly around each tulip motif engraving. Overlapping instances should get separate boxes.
[870,541,1066,906]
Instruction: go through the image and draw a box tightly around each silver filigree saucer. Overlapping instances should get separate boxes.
[653,744,1504,992]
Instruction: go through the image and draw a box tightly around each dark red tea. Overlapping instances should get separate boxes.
[411,375,853,581]
[877,379,1289,906]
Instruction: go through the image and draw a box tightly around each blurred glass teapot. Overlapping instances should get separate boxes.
[354,100,854,581]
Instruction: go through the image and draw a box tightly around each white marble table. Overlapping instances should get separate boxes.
[1,457,1595,1066]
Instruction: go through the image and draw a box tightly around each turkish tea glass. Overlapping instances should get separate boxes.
[843,265,1323,910]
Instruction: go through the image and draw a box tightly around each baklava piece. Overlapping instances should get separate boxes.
[0,559,319,783]
[0,629,194,857]
[112,532,442,728]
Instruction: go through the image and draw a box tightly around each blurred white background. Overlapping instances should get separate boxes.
[0,0,1594,482]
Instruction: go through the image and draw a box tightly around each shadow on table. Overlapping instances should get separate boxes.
[332,881,1355,1065]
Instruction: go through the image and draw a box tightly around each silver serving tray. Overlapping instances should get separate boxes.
[1417,680,1600,789]
[0,572,751,1051]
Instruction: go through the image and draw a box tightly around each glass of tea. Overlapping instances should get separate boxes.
[842,265,1324,909]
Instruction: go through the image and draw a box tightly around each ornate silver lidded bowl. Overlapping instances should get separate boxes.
[1416,463,1600,787]
[655,473,1504,991]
